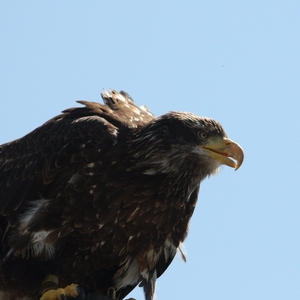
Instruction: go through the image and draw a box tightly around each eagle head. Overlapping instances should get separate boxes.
[129,111,244,183]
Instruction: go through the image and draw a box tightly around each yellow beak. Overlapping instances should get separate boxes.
[200,137,244,170]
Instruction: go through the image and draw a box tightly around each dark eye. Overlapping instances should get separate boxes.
[198,131,209,140]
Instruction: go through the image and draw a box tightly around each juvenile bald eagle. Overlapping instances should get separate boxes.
[0,90,243,300]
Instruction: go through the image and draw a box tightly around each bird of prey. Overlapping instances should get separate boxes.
[0,90,244,300]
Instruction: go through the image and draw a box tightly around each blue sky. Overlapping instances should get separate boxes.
[0,2,299,300]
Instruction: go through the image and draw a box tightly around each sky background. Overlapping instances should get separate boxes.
[0,1,299,300]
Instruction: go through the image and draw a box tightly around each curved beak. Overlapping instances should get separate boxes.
[200,137,244,170]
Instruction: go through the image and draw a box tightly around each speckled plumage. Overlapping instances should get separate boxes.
[0,90,243,300]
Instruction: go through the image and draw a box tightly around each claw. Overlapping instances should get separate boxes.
[40,277,84,300]
[64,283,82,298]
[40,288,66,300]
[73,285,85,300]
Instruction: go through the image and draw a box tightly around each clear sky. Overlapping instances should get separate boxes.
[0,2,299,300]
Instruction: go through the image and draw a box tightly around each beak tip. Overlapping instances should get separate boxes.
[234,155,244,171]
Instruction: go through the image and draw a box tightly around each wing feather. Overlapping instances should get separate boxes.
[0,91,153,259]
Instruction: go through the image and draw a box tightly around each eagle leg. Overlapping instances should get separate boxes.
[39,275,85,300]
[107,287,116,299]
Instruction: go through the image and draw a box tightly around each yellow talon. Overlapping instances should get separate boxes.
[64,283,80,298]
[39,274,80,300]
[40,284,79,300]
[40,288,65,300]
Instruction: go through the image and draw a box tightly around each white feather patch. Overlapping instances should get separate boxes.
[19,199,46,233]
[31,231,56,259]
[114,258,140,290]
[18,199,58,259]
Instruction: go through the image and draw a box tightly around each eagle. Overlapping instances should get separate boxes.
[0,90,244,300]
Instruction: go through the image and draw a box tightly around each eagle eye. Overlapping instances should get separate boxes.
[198,131,209,140]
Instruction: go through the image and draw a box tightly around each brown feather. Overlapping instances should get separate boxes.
[0,89,235,300]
